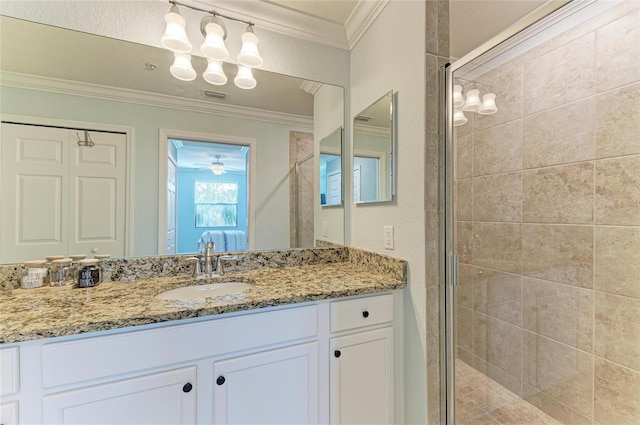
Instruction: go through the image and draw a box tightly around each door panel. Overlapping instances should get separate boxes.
[1,123,127,262]
[1,124,69,262]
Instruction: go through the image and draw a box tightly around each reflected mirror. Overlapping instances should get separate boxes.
[319,127,342,206]
[353,90,395,203]
[0,15,345,264]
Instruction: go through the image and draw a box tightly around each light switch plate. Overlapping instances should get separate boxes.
[384,225,394,250]
[322,221,328,237]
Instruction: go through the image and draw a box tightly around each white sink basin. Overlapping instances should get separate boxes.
[156,281,253,300]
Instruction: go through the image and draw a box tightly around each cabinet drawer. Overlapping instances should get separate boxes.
[330,294,393,333]
[0,347,19,396]
[42,305,317,388]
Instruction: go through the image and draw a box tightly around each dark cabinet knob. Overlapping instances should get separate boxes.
[334,350,341,358]
[182,383,193,393]
[362,310,370,318]
[216,376,226,385]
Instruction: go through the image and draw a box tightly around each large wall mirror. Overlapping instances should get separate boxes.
[353,90,395,204]
[0,15,345,264]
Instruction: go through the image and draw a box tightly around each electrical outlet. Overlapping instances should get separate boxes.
[322,221,328,237]
[384,225,394,250]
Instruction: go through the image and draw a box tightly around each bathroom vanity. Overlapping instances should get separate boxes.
[0,248,406,425]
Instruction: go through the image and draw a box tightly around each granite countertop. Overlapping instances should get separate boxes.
[0,261,406,344]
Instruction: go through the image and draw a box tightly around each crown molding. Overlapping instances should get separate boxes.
[354,123,391,137]
[300,80,323,95]
[345,0,390,49]
[187,0,349,50]
[0,71,313,128]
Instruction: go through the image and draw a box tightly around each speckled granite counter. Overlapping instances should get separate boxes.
[0,248,406,344]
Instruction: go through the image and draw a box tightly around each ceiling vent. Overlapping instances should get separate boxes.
[355,115,374,122]
[201,90,229,101]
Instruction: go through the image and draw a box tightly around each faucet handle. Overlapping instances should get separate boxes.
[186,257,203,278]
[216,255,237,275]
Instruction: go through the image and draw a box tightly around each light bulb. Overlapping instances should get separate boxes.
[478,93,498,114]
[203,60,227,85]
[453,85,464,108]
[161,5,192,53]
[462,89,481,111]
[453,109,468,126]
[237,26,263,68]
[170,52,196,81]
[201,17,229,61]
[234,65,257,89]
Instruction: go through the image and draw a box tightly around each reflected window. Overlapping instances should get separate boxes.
[194,181,238,227]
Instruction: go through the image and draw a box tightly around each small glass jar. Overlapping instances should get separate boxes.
[70,254,87,262]
[21,260,48,289]
[49,258,75,286]
[76,259,102,288]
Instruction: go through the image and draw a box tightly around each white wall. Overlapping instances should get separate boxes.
[0,86,310,255]
[350,1,427,423]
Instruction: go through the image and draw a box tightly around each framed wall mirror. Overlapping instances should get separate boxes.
[353,90,395,204]
[0,15,345,263]
[319,127,342,207]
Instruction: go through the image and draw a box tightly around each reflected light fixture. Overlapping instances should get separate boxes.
[203,60,227,85]
[210,155,225,175]
[478,93,498,114]
[160,1,263,89]
[453,109,468,126]
[462,89,481,111]
[170,52,197,81]
[453,85,465,108]
[453,82,498,126]
[234,65,257,90]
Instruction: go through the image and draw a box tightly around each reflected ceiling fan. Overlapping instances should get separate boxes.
[194,155,226,175]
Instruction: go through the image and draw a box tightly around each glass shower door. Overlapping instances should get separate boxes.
[445,1,640,424]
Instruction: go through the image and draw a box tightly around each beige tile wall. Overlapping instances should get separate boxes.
[453,3,640,424]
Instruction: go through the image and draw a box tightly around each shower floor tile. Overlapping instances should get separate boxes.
[455,360,563,425]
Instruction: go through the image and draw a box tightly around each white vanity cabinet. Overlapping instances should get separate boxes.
[42,367,196,424]
[5,291,402,424]
[329,294,395,425]
[213,342,318,424]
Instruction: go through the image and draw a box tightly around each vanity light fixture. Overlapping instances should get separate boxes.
[210,155,225,175]
[237,25,263,68]
[161,5,192,53]
[160,1,263,89]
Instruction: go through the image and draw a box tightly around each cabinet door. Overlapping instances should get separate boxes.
[42,366,195,425]
[213,342,318,425]
[330,327,393,425]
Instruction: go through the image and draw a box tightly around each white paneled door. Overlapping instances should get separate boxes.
[1,123,127,263]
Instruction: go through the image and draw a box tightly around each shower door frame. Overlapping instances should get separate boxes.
[441,1,606,423]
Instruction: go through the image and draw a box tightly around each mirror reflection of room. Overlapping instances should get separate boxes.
[353,90,394,204]
[0,15,345,263]
[319,127,342,207]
